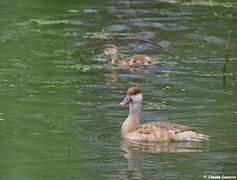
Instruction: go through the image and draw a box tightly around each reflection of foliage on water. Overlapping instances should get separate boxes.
[182,0,235,8]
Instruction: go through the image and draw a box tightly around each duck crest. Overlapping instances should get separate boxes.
[127,87,142,96]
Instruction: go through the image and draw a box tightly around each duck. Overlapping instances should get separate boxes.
[103,44,157,67]
[119,87,209,142]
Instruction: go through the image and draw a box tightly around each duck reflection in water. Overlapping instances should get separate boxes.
[120,87,209,142]
[121,139,208,180]
[119,87,209,179]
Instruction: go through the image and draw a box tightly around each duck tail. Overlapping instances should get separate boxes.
[176,131,209,142]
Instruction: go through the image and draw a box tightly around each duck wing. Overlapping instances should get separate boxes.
[126,121,208,142]
[127,122,177,142]
[155,121,195,133]
[134,121,209,142]
[158,122,209,141]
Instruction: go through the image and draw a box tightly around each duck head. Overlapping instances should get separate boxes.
[102,44,119,64]
[103,44,118,57]
[120,87,143,106]
[120,87,143,118]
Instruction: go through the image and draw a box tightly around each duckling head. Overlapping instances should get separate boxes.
[103,44,119,58]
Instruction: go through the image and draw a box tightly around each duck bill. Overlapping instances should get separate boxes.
[99,52,105,58]
[120,96,132,106]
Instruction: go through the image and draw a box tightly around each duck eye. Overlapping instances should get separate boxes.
[127,96,132,102]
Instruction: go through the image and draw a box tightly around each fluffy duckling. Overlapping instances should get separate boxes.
[103,44,157,67]
[120,87,209,142]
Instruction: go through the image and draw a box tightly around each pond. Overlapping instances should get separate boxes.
[0,0,236,179]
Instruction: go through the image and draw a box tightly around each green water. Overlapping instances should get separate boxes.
[0,0,237,179]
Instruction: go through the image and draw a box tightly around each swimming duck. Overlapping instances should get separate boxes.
[103,44,157,67]
[120,87,209,142]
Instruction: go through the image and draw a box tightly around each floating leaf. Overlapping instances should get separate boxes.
[28,19,82,26]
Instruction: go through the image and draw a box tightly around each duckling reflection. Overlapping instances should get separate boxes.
[121,139,207,180]
[105,69,118,83]
[105,68,149,86]
[120,67,150,74]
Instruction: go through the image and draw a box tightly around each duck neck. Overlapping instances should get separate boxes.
[111,54,119,65]
[121,102,142,138]
[128,103,142,122]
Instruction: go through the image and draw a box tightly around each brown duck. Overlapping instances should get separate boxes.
[120,87,209,142]
[103,44,158,67]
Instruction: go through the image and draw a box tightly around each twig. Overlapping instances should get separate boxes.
[67,144,70,180]
[83,33,176,57]
[128,36,163,49]
[87,38,104,49]
[128,36,176,57]
[223,30,232,87]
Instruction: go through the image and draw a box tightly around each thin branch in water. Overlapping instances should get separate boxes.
[128,36,176,57]
[128,36,163,49]
[82,33,176,57]
[67,144,70,180]
[87,38,104,49]
[223,30,232,87]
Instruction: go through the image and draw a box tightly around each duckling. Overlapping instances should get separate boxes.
[120,87,209,142]
[103,44,157,67]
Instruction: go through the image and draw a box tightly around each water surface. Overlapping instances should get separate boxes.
[0,0,237,179]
